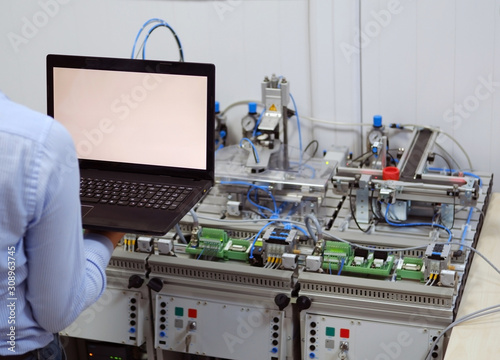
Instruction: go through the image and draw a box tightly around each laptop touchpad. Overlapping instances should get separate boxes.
[81,205,94,218]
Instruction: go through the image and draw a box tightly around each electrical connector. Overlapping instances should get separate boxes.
[305,255,323,272]
[157,238,174,255]
[282,253,298,270]
[137,236,153,253]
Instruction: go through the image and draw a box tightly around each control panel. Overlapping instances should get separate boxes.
[61,288,147,346]
[303,313,444,360]
[155,294,285,360]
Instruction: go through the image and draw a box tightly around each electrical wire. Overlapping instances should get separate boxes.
[348,150,374,167]
[302,140,319,160]
[192,209,500,286]
[248,188,268,219]
[349,185,373,233]
[337,257,345,276]
[435,142,463,171]
[189,208,199,227]
[266,117,473,172]
[248,221,276,260]
[386,151,397,166]
[131,18,162,58]
[192,214,271,223]
[459,207,474,251]
[321,229,500,281]
[305,213,323,245]
[204,205,497,285]
[220,100,264,116]
[440,131,474,171]
[131,18,184,61]
[460,243,500,276]
[290,224,308,236]
[428,167,483,187]
[175,223,187,244]
[190,204,495,275]
[424,274,433,286]
[142,23,184,61]
[455,205,485,220]
[384,203,453,242]
[246,187,275,218]
[289,161,316,179]
[252,108,266,138]
[220,180,278,218]
[431,153,453,175]
[430,273,437,286]
[399,124,473,171]
[425,304,500,360]
[240,138,260,164]
[289,93,303,166]
[301,115,374,127]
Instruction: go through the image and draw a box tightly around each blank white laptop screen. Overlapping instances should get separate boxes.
[52,67,208,170]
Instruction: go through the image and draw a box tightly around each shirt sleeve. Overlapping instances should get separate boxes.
[24,119,114,333]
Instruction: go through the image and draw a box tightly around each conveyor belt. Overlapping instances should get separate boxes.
[400,128,433,180]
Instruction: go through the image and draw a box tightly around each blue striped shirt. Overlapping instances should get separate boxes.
[0,92,113,355]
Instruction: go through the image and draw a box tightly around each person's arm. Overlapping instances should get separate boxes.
[24,120,119,333]
[84,230,125,248]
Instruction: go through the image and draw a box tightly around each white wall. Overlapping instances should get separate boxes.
[0,0,498,191]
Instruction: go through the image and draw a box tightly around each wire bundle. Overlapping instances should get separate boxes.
[131,18,184,61]
[219,180,308,260]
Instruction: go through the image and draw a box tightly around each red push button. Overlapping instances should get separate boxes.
[188,308,197,318]
[340,328,350,338]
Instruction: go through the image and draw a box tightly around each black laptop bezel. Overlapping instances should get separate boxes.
[46,54,215,183]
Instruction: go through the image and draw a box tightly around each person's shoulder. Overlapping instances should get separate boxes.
[0,94,53,141]
[0,94,72,147]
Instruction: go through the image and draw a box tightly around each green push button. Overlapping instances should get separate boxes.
[326,327,335,337]
[175,307,184,317]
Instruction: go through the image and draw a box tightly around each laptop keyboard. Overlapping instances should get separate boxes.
[80,177,193,211]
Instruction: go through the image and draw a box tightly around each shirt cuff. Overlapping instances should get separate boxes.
[83,232,115,266]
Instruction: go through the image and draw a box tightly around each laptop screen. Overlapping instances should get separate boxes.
[47,55,215,177]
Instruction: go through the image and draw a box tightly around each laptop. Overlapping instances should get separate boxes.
[46,54,215,235]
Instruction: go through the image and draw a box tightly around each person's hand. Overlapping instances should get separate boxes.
[85,230,125,248]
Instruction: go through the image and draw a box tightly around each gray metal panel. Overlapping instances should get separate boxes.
[149,254,294,290]
[108,247,149,271]
[298,271,454,308]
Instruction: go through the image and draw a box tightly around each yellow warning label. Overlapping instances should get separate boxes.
[269,104,277,111]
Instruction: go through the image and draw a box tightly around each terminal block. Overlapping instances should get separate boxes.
[424,243,452,281]
[396,257,425,282]
[322,241,352,271]
[322,242,394,277]
[262,227,298,268]
[185,227,250,262]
